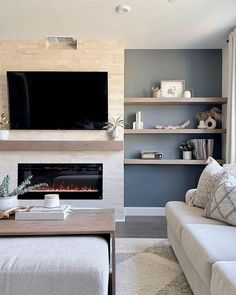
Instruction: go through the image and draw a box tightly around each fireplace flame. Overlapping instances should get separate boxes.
[29,183,98,193]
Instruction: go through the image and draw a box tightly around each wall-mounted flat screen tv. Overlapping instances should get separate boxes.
[7,71,108,130]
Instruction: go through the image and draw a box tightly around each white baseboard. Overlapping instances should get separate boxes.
[125,207,165,216]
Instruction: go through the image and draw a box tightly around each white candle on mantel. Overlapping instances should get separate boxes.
[136,111,141,123]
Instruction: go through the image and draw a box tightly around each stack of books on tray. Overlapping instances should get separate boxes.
[15,205,72,220]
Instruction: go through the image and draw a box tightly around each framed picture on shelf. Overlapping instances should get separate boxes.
[161,80,185,98]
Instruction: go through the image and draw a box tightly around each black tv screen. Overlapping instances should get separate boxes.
[7,71,108,130]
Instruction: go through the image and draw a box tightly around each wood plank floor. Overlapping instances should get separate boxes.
[116,216,167,238]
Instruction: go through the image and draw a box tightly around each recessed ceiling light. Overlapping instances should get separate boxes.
[115,5,131,14]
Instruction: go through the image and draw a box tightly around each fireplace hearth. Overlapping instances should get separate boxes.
[18,163,103,199]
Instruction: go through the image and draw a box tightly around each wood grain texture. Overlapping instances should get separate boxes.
[124,159,225,165]
[124,129,226,134]
[124,97,227,105]
[0,209,115,235]
[0,140,124,151]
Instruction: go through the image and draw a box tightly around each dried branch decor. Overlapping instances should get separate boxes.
[0,175,48,198]
[0,113,9,130]
[195,108,222,121]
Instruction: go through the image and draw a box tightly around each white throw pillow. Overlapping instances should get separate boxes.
[193,157,224,208]
[203,171,236,226]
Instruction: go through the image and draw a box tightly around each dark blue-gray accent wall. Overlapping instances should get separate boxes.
[124,49,222,207]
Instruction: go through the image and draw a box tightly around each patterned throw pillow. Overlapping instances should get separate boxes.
[203,171,236,226]
[193,157,224,208]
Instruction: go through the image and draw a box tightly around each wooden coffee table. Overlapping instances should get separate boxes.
[0,209,116,295]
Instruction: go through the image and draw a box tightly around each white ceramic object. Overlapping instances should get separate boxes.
[184,90,192,98]
[0,196,19,211]
[205,116,216,129]
[153,92,159,98]
[183,151,192,160]
[111,128,119,139]
[0,130,9,140]
[157,89,162,98]
[197,120,206,129]
[44,194,60,208]
[133,121,144,129]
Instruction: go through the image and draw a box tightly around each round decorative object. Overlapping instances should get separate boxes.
[205,116,216,129]
[197,120,206,129]
[44,194,60,208]
[0,130,9,140]
[184,90,191,98]
[183,151,192,160]
[0,196,19,211]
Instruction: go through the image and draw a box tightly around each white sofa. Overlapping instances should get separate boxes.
[166,197,236,295]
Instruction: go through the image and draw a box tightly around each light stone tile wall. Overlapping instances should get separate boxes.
[0,39,124,219]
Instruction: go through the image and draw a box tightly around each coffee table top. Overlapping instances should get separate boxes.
[0,209,115,236]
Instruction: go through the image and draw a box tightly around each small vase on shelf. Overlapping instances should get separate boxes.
[205,116,216,129]
[197,120,206,129]
[183,151,192,160]
[133,111,144,130]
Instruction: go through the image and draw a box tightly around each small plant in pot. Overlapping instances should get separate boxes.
[179,141,194,160]
[0,175,48,211]
[0,113,9,140]
[103,116,124,140]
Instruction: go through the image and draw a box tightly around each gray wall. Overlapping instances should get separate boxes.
[124,49,222,207]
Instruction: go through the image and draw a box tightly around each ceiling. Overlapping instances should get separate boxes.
[0,0,235,49]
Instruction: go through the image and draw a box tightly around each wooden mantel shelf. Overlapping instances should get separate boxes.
[0,140,123,151]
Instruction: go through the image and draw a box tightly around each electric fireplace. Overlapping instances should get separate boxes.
[18,163,103,199]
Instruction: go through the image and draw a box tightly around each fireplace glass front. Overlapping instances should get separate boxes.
[18,163,103,199]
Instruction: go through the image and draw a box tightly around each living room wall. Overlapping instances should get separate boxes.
[124,49,222,207]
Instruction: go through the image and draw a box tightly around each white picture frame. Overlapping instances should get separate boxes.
[161,80,185,98]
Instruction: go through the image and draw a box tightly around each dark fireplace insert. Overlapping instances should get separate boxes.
[18,163,103,199]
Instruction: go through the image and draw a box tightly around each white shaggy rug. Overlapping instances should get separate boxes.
[116,238,193,295]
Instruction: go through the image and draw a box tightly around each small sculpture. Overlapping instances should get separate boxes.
[154,120,190,130]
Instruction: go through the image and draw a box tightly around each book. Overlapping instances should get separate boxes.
[15,205,72,220]
[30,205,71,213]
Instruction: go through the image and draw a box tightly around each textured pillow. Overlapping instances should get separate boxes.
[193,157,224,208]
[203,171,236,226]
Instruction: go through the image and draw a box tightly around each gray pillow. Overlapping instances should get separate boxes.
[193,157,224,208]
[203,171,236,226]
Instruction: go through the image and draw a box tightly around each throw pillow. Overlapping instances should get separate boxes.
[193,157,224,208]
[203,171,236,226]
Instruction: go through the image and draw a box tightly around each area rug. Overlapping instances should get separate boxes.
[116,238,193,295]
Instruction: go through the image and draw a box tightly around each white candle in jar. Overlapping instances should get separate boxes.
[44,194,60,208]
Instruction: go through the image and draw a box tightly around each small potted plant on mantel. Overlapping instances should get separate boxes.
[0,175,48,211]
[0,113,9,140]
[179,141,194,160]
[103,116,124,140]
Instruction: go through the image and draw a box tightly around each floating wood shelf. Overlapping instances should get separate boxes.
[0,140,123,151]
[124,159,225,165]
[124,129,226,134]
[124,97,227,105]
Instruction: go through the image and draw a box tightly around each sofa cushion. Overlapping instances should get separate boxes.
[193,157,224,208]
[181,224,236,288]
[165,201,225,241]
[204,171,236,226]
[211,261,236,295]
[0,236,109,295]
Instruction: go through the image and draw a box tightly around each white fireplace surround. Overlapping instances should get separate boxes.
[0,39,125,220]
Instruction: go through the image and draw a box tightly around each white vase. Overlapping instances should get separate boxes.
[184,90,192,98]
[205,116,216,129]
[197,120,206,129]
[0,130,9,140]
[153,92,159,98]
[183,151,192,160]
[0,196,19,211]
[111,129,119,139]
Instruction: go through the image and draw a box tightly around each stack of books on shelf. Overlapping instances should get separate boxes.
[15,204,72,220]
[190,139,214,160]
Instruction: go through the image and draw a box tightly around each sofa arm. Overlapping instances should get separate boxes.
[185,189,197,206]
